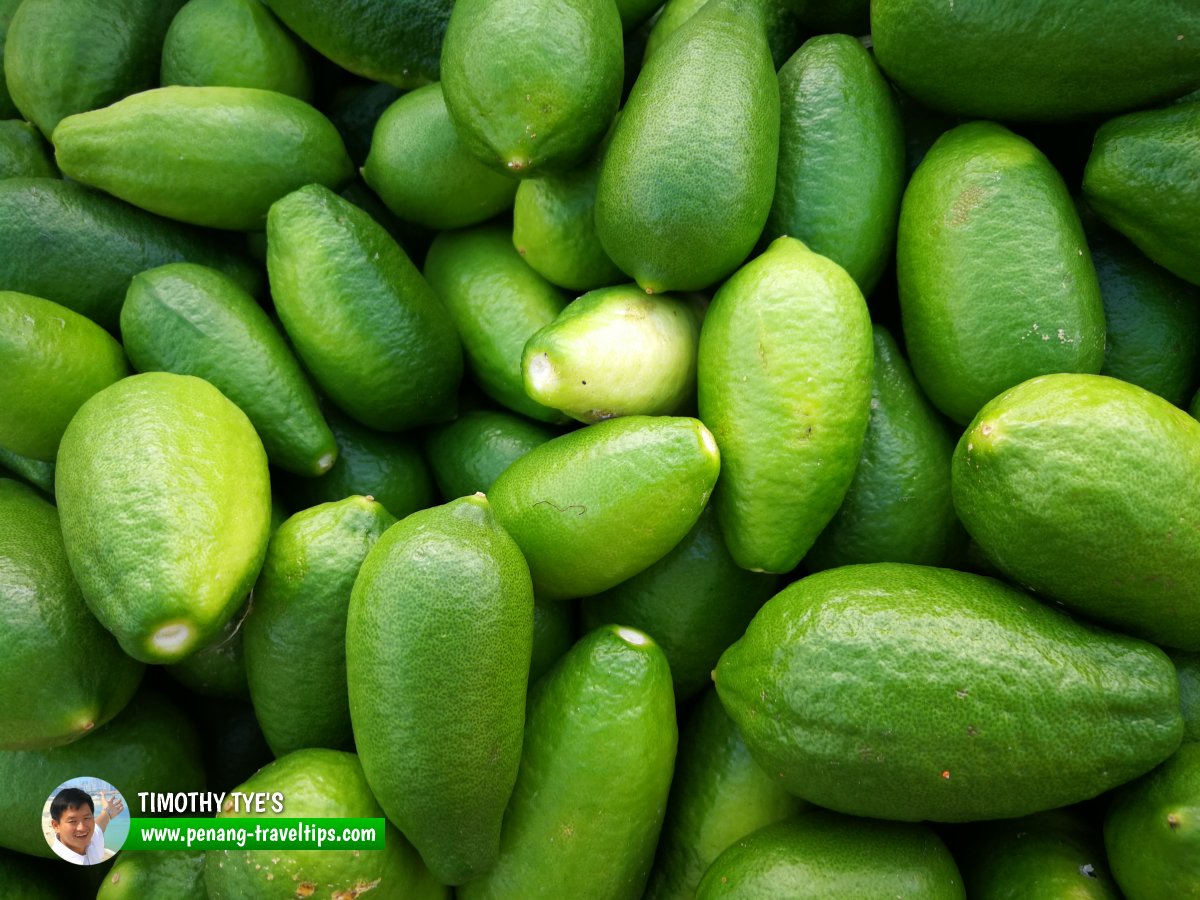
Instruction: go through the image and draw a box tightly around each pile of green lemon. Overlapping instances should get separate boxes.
[0,0,1198,896]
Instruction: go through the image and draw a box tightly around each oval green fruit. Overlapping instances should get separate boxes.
[56,372,272,664]
[805,324,962,571]
[898,121,1105,424]
[245,496,395,758]
[424,223,567,424]
[4,0,183,137]
[871,0,1200,121]
[441,0,623,175]
[1083,102,1200,287]
[362,83,518,230]
[348,495,533,885]
[644,688,802,900]
[765,33,905,294]
[267,184,462,432]
[459,625,676,900]
[597,0,778,293]
[715,564,1184,822]
[0,120,55,179]
[204,748,446,899]
[579,506,777,700]
[696,811,964,899]
[423,408,556,501]
[121,262,337,477]
[523,285,701,423]
[161,0,312,100]
[489,415,720,600]
[698,235,873,573]
[0,177,260,330]
[53,86,353,230]
[265,0,452,88]
[0,291,128,462]
[953,373,1200,651]
[958,809,1122,900]
[1104,743,1200,899]
[0,479,143,750]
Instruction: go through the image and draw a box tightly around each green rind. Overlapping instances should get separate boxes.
[4,0,184,136]
[267,184,462,431]
[441,0,624,175]
[596,0,779,293]
[53,86,352,231]
[0,291,129,462]
[161,0,312,101]
[0,120,56,179]
[953,373,1200,650]
[715,563,1184,822]
[423,408,556,501]
[164,607,249,699]
[1085,208,1200,407]
[871,0,1200,121]
[898,121,1105,424]
[0,446,54,495]
[1083,103,1200,287]
[0,0,20,118]
[362,83,518,230]
[766,34,905,294]
[0,689,205,858]
[696,812,965,899]
[579,506,778,699]
[0,177,262,330]
[264,0,452,88]
[203,748,446,899]
[120,262,337,476]
[643,0,804,73]
[423,224,568,423]
[489,415,721,600]
[1172,649,1200,743]
[644,689,803,900]
[805,324,961,571]
[347,496,533,885]
[1104,744,1200,899]
[511,136,624,292]
[0,479,143,751]
[98,851,207,900]
[55,372,272,664]
[523,285,701,423]
[697,236,873,574]
[958,809,1122,899]
[459,625,677,900]
[245,496,396,758]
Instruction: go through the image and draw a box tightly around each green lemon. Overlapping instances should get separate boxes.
[245,496,396,758]
[0,120,56,179]
[267,184,462,432]
[1084,102,1200,287]
[0,291,128,462]
[161,0,311,100]
[120,262,337,476]
[489,415,721,600]
[441,0,623,175]
[204,748,446,899]
[697,235,873,574]
[347,495,532,885]
[53,86,353,230]
[55,372,271,664]
[0,479,143,750]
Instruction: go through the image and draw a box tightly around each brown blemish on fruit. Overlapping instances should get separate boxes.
[941,770,951,779]
[1168,813,1181,830]
[111,873,120,884]
[296,884,315,898]
[950,185,985,226]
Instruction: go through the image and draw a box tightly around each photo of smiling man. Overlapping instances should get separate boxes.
[42,778,128,865]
